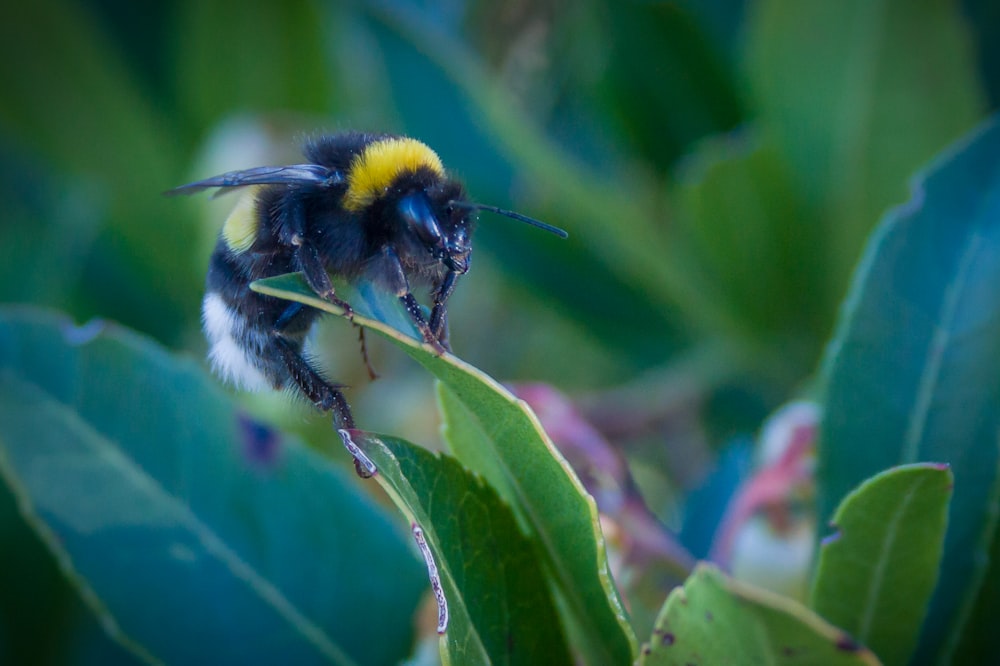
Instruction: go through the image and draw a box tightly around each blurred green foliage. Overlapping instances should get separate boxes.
[1,0,997,663]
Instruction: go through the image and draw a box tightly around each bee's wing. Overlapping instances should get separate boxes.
[166,164,344,196]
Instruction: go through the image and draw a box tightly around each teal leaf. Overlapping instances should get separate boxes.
[0,307,425,665]
[817,116,1000,661]
[810,464,953,666]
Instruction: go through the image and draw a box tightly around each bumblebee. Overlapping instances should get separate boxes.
[171,131,566,432]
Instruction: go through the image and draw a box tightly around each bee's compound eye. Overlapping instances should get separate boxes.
[397,192,443,248]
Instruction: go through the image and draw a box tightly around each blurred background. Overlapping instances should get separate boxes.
[1,0,998,662]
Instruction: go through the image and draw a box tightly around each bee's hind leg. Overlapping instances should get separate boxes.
[272,304,374,477]
[272,302,355,430]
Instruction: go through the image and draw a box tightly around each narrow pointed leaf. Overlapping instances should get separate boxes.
[811,464,953,666]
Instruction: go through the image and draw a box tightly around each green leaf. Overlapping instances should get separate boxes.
[669,133,824,372]
[746,0,984,295]
[810,464,953,666]
[0,307,425,665]
[817,116,1000,662]
[639,564,881,666]
[253,274,638,665]
[346,433,572,664]
[437,383,517,512]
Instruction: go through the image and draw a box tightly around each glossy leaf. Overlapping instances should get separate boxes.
[639,564,880,666]
[347,433,571,663]
[817,116,1000,662]
[811,464,953,666]
[253,274,638,664]
[0,307,424,665]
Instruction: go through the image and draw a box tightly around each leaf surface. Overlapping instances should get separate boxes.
[349,433,572,664]
[817,117,1000,661]
[811,464,953,665]
[0,307,424,665]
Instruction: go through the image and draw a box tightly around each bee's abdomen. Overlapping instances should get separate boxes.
[201,241,314,393]
[202,290,274,391]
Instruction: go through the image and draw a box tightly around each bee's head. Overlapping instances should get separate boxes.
[340,136,475,274]
[396,189,473,274]
[343,135,565,275]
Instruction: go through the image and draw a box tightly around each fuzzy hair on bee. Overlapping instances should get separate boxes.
[170,131,566,434]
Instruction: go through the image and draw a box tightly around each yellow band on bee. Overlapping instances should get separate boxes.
[222,187,260,253]
[343,138,445,212]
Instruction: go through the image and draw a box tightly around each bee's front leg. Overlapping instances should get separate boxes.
[429,270,459,349]
[373,246,447,355]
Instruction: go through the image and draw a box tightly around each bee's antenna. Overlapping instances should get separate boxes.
[449,201,568,238]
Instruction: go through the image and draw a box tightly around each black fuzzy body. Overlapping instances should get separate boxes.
[190,132,473,430]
